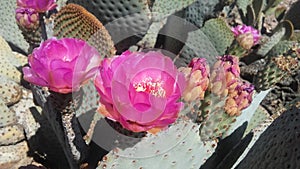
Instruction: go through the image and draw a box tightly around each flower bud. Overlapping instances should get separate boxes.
[210,55,240,96]
[180,58,210,102]
[15,7,39,30]
[232,25,260,50]
[224,81,254,116]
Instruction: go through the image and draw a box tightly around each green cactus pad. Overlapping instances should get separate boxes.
[0,98,17,128]
[201,18,234,55]
[236,0,252,16]
[97,119,217,169]
[0,0,29,52]
[183,0,222,28]
[0,124,24,146]
[54,3,116,57]
[137,18,168,49]
[199,98,237,141]
[68,0,150,24]
[0,36,27,67]
[12,89,41,139]
[0,76,22,106]
[284,0,300,29]
[179,28,218,67]
[236,106,300,169]
[267,40,296,57]
[67,0,151,49]
[244,106,270,136]
[0,36,11,52]
[151,0,197,21]
[0,141,32,168]
[254,54,299,91]
[257,21,293,56]
[0,61,21,83]
[232,111,273,168]
[12,52,28,67]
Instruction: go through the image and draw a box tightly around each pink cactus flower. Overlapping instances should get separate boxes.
[224,81,254,116]
[179,58,210,102]
[17,0,57,13]
[210,55,241,96]
[23,37,102,94]
[231,25,260,49]
[15,7,39,29]
[94,51,186,133]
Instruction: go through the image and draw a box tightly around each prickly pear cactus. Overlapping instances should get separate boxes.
[0,0,29,52]
[97,119,217,169]
[255,50,299,91]
[236,106,300,169]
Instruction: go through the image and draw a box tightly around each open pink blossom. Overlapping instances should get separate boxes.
[17,0,57,13]
[94,51,185,133]
[23,37,102,94]
[231,25,260,49]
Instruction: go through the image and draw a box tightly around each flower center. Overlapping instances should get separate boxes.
[133,77,166,97]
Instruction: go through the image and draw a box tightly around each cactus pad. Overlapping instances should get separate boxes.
[0,76,22,106]
[12,89,41,139]
[257,22,292,56]
[179,29,218,67]
[67,0,151,50]
[184,0,223,28]
[97,119,217,169]
[152,0,197,21]
[0,141,32,168]
[0,98,17,128]
[255,55,299,90]
[54,3,116,57]
[0,124,24,146]
[0,0,29,52]
[236,106,300,169]
[199,95,236,141]
[201,18,234,55]
[68,0,150,24]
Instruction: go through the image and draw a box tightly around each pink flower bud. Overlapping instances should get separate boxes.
[210,55,240,96]
[224,81,254,116]
[180,58,210,102]
[232,25,260,50]
[15,7,39,29]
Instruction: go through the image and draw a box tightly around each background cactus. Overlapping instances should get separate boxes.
[53,3,116,57]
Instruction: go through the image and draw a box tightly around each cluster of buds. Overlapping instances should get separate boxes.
[179,58,210,102]
[210,55,254,116]
[210,55,240,97]
[231,24,260,50]
[224,82,254,116]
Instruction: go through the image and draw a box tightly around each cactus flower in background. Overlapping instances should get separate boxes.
[94,51,185,133]
[224,81,255,116]
[210,55,240,96]
[23,37,102,94]
[15,7,39,29]
[231,24,260,50]
[17,0,57,13]
[179,58,210,102]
